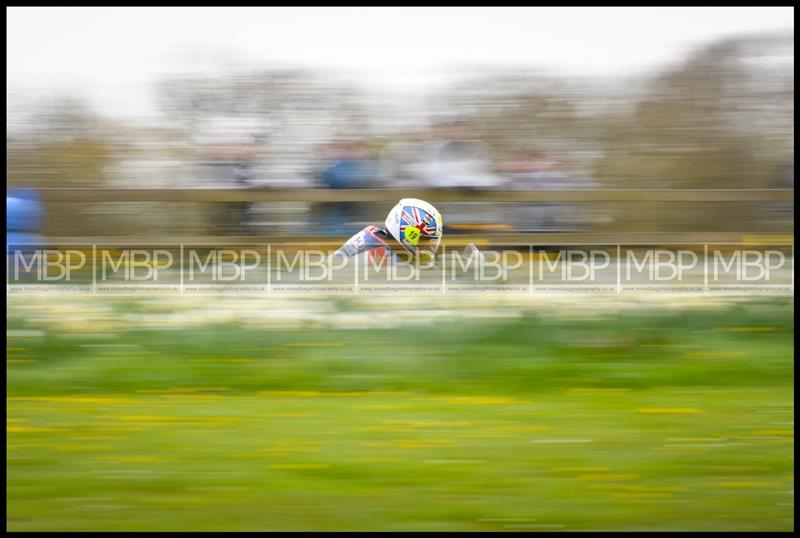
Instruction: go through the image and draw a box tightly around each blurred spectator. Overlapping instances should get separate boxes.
[406,116,504,189]
[314,139,378,189]
[498,150,594,189]
[498,150,603,232]
[765,161,794,227]
[191,116,269,235]
[7,188,44,247]
[192,116,268,187]
[313,139,379,235]
[774,162,794,189]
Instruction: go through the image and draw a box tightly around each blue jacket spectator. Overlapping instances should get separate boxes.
[7,188,44,247]
[314,140,378,235]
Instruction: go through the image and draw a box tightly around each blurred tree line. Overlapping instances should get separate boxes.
[441,34,793,231]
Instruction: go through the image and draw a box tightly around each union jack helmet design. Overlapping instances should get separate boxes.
[385,198,443,258]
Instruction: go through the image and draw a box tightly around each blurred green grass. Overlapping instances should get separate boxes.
[7,298,794,531]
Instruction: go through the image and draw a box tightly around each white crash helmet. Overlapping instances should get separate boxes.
[384,198,443,258]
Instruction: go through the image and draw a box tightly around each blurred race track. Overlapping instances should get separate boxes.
[7,292,794,531]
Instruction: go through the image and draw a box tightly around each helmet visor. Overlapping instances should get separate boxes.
[400,230,441,265]
[416,235,441,256]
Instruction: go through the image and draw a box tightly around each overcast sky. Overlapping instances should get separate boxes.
[6,7,794,119]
